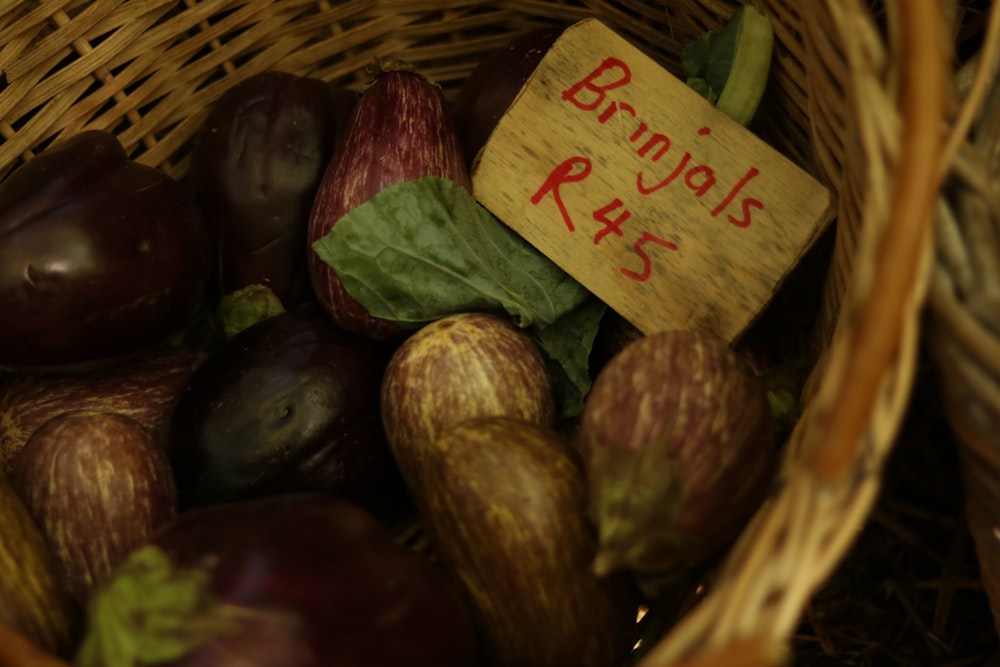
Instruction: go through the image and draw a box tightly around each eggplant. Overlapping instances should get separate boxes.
[397,416,637,667]
[453,26,565,167]
[0,131,212,371]
[167,311,409,524]
[381,312,557,487]
[0,344,197,475]
[189,71,356,307]
[579,329,777,591]
[307,65,471,340]
[75,494,484,667]
[12,411,177,606]
[0,476,80,660]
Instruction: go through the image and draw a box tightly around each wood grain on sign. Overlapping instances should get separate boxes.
[471,18,835,341]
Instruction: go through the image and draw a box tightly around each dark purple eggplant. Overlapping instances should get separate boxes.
[306,65,471,341]
[12,410,177,606]
[189,71,356,307]
[0,344,197,475]
[167,310,408,524]
[453,26,564,167]
[75,493,484,667]
[0,130,212,371]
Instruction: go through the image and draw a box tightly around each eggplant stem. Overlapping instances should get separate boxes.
[715,6,774,126]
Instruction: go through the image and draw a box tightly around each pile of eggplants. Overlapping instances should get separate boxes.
[0,26,787,667]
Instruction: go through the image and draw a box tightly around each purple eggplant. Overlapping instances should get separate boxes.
[12,410,178,606]
[579,329,777,590]
[167,311,409,525]
[0,131,212,371]
[74,493,484,667]
[306,65,471,341]
[188,72,356,307]
[453,26,564,167]
[0,344,197,475]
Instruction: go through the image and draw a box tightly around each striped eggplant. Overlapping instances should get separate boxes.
[11,411,177,606]
[579,329,777,594]
[306,65,470,341]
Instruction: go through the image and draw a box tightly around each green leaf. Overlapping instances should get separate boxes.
[312,176,590,329]
[311,176,602,417]
[684,76,718,104]
[531,297,607,418]
[682,9,740,104]
[682,6,774,126]
[75,545,246,667]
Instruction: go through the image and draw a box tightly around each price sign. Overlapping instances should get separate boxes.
[472,18,834,341]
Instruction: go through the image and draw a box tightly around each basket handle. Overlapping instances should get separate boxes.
[803,0,948,484]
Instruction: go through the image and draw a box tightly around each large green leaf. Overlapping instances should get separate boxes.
[312,176,590,328]
[312,176,602,416]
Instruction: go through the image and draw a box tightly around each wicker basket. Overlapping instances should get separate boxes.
[0,1,990,665]
[927,31,1000,641]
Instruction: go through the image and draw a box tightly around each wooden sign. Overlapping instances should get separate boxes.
[471,18,835,341]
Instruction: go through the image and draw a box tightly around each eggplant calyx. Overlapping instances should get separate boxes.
[714,6,773,126]
[217,283,287,340]
[74,545,246,667]
[362,58,442,91]
[586,428,685,578]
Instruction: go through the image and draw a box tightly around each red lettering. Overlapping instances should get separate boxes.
[638,133,670,161]
[621,231,678,282]
[562,58,632,111]
[592,199,631,244]
[629,123,647,143]
[684,165,716,197]
[728,197,764,228]
[711,166,761,218]
[531,156,592,232]
[598,101,636,124]
[636,152,691,195]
